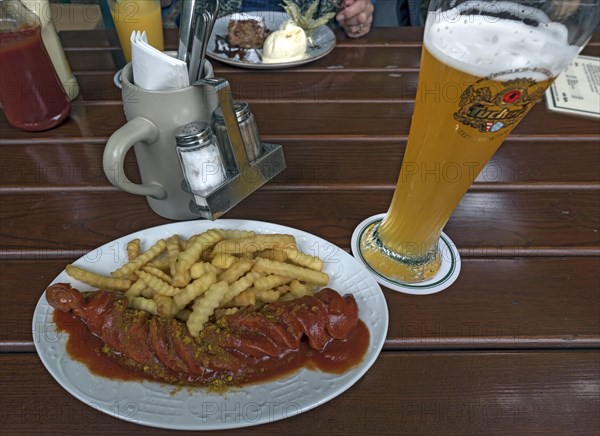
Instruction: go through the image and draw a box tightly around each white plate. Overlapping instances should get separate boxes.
[206,11,336,69]
[33,219,388,430]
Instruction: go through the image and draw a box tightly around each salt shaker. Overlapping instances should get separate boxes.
[214,101,263,171]
[174,121,227,208]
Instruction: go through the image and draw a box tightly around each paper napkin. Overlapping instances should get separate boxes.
[130,31,189,91]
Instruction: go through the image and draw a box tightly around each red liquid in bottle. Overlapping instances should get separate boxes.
[0,26,70,131]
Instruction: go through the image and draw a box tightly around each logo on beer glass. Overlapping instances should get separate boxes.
[454,73,548,133]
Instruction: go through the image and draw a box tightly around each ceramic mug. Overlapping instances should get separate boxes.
[103,62,218,220]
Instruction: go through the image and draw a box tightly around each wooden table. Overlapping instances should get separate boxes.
[1,28,599,434]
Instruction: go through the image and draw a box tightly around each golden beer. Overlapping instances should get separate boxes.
[359,4,564,283]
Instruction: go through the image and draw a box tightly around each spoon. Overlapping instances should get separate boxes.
[188,0,220,82]
[177,0,197,64]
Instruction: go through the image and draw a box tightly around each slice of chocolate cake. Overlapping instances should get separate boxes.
[228,13,267,49]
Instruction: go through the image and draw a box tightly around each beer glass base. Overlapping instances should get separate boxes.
[351,214,461,295]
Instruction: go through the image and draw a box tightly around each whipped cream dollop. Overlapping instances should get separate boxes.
[262,21,307,63]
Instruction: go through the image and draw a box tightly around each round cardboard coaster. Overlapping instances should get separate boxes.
[351,214,461,295]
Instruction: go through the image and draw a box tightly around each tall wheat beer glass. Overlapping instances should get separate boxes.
[356,0,599,288]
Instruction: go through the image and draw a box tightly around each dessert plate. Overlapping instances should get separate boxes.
[33,219,388,430]
[206,11,336,69]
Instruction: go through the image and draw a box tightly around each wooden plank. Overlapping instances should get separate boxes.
[2,101,599,143]
[2,258,598,349]
[65,45,424,73]
[1,351,598,434]
[66,48,124,72]
[59,29,122,49]
[58,27,424,50]
[63,43,600,74]
[0,142,141,189]
[70,67,600,106]
[73,71,424,103]
[0,191,598,257]
[43,30,565,69]
[385,257,600,349]
[58,27,600,50]
[1,140,599,190]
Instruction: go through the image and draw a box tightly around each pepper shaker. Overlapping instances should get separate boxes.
[174,121,227,208]
[214,101,263,171]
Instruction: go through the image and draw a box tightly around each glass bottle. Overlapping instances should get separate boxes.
[21,0,80,100]
[0,0,71,131]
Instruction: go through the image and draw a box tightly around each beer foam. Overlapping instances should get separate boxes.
[424,1,579,80]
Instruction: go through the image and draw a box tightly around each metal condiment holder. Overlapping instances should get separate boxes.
[180,77,286,220]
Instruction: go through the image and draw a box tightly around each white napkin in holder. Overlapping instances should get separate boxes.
[130,31,189,91]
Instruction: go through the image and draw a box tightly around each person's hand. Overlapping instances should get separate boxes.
[336,0,374,38]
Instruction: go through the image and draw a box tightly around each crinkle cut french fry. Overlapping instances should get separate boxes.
[127,239,140,261]
[112,239,167,278]
[173,230,224,286]
[190,262,206,279]
[66,264,131,291]
[210,252,237,270]
[172,270,192,288]
[190,262,220,279]
[129,297,158,315]
[186,281,229,336]
[141,287,154,298]
[214,307,239,319]
[153,294,174,317]
[283,248,324,271]
[166,235,181,277]
[223,271,262,303]
[137,270,181,297]
[212,234,296,256]
[124,277,147,300]
[255,249,287,263]
[252,258,329,287]
[273,286,293,302]
[216,229,256,239]
[279,292,296,302]
[217,259,254,284]
[275,284,291,296]
[142,265,172,283]
[289,280,314,298]
[147,255,170,271]
[254,288,280,303]
[172,271,217,312]
[253,274,292,292]
[223,289,255,308]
